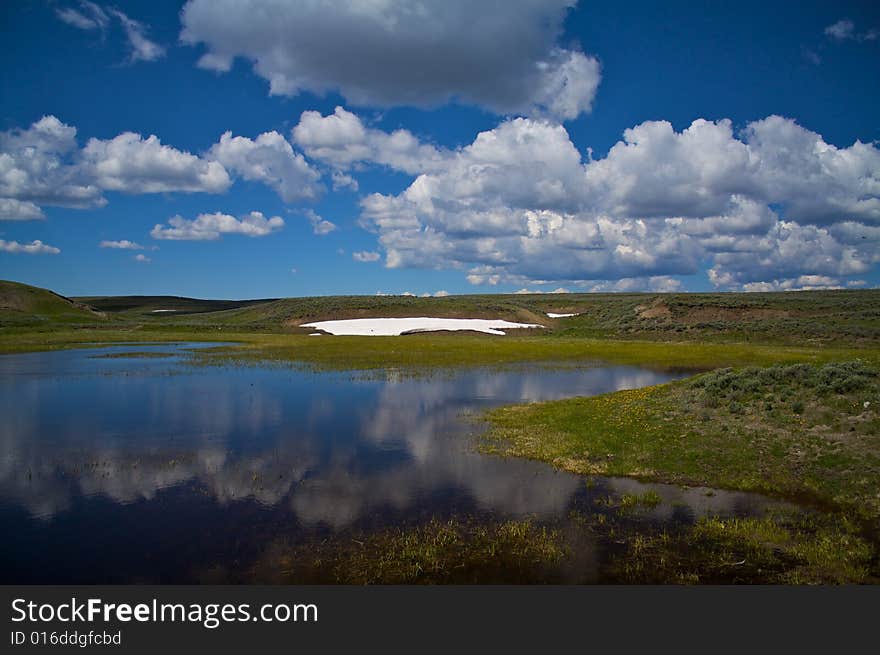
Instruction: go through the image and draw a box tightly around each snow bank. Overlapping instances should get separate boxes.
[301,317,544,336]
[546,312,579,318]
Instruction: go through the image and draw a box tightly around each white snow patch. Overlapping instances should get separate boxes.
[151,309,178,313]
[300,317,544,336]
[546,312,579,318]
[309,332,322,336]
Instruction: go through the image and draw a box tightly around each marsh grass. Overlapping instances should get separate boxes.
[89,351,178,359]
[606,511,874,584]
[266,518,566,584]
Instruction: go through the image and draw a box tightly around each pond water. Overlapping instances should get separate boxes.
[0,343,786,583]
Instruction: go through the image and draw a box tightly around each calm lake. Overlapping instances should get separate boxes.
[0,343,785,583]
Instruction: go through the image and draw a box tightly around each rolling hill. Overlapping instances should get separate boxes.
[0,280,105,327]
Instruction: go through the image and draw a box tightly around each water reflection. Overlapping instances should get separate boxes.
[0,344,776,582]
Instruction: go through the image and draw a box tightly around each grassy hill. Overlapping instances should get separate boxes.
[0,280,105,327]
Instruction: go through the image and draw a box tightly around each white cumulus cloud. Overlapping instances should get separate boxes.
[354,111,879,291]
[82,132,230,194]
[0,116,105,210]
[301,209,337,236]
[99,240,144,250]
[0,239,60,255]
[0,199,45,221]
[294,107,450,174]
[208,130,322,202]
[180,0,600,121]
[352,250,380,263]
[151,211,284,241]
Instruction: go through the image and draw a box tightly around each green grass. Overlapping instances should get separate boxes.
[3,326,876,373]
[484,361,880,521]
[618,490,663,511]
[0,280,105,327]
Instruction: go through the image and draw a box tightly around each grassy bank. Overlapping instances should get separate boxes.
[480,361,880,582]
[484,361,880,519]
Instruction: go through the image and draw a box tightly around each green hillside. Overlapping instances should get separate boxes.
[0,280,105,327]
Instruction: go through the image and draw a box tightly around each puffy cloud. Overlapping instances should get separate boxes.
[0,239,60,255]
[109,9,165,62]
[151,211,283,240]
[0,199,44,221]
[528,49,601,121]
[302,209,337,235]
[583,277,683,293]
[514,287,571,294]
[0,116,105,209]
[356,112,879,290]
[740,276,847,292]
[55,1,109,31]
[180,0,600,120]
[0,115,346,219]
[706,221,872,289]
[352,250,380,263]
[208,130,321,202]
[82,132,230,194]
[133,253,151,263]
[331,171,358,192]
[583,119,756,219]
[99,240,143,250]
[293,107,447,174]
[743,116,880,225]
[0,115,240,219]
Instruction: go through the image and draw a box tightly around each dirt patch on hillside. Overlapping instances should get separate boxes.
[634,301,672,319]
[0,295,27,312]
[635,300,792,324]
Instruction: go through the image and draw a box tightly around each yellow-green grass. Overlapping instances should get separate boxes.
[605,512,874,584]
[2,326,878,372]
[256,518,566,584]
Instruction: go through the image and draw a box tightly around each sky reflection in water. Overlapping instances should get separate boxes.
[0,344,777,582]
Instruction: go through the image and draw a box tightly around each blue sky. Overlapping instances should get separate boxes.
[1,0,878,298]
